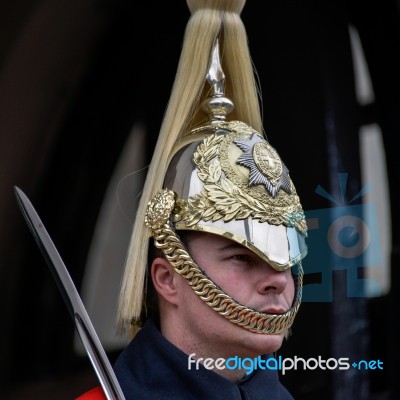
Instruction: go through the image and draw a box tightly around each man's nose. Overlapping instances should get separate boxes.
[256,264,291,295]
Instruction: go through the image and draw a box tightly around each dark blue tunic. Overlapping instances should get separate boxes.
[114,319,294,400]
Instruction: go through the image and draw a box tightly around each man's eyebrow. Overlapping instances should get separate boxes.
[218,242,247,251]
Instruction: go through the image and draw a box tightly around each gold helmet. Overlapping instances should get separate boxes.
[117,0,307,338]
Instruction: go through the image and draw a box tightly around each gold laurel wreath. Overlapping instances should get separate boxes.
[176,131,307,234]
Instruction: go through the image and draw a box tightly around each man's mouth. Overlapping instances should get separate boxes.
[261,307,287,315]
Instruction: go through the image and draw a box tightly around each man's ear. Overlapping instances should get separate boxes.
[151,257,179,305]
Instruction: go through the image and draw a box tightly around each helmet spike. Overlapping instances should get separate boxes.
[201,38,234,122]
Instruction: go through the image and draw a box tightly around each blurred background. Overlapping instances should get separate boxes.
[0,0,398,399]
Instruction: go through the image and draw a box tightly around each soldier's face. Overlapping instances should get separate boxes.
[174,232,295,359]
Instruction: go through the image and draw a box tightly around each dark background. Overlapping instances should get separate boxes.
[0,0,398,399]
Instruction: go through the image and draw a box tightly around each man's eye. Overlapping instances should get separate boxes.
[231,254,251,263]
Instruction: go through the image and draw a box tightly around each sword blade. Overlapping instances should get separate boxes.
[14,186,126,400]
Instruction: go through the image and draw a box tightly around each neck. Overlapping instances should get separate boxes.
[161,317,262,382]
[193,354,250,382]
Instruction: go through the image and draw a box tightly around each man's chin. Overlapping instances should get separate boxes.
[241,330,286,356]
